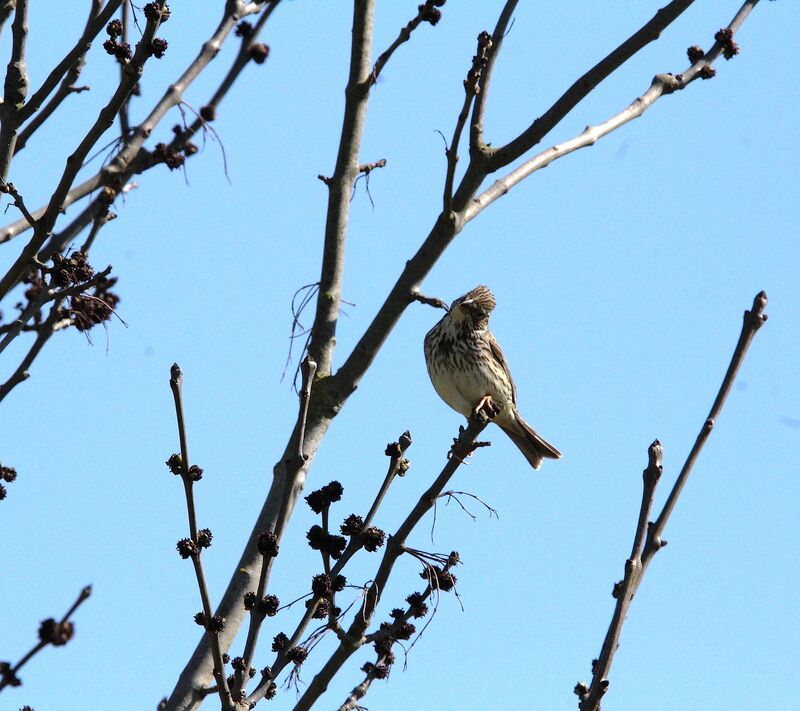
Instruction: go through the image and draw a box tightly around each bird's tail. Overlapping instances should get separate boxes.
[500,412,561,471]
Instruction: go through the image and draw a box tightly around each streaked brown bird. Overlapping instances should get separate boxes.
[423,285,561,470]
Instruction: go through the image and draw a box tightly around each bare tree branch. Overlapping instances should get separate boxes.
[487,0,697,170]
[469,0,518,152]
[0,0,28,178]
[290,414,491,711]
[0,585,91,693]
[0,6,165,301]
[14,0,119,153]
[0,297,67,402]
[466,0,760,222]
[169,364,235,711]
[578,291,768,711]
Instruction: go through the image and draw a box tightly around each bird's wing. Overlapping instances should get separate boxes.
[487,331,518,405]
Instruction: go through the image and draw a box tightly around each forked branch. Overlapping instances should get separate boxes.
[577,291,768,711]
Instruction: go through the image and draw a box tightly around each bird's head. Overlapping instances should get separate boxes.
[447,285,496,328]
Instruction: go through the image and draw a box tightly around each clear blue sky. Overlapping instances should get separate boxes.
[2,2,798,710]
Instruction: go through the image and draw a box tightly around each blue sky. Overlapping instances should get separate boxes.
[1,2,798,710]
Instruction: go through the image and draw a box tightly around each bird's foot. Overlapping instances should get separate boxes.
[473,395,500,423]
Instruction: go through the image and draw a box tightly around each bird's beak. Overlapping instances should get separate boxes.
[459,298,474,308]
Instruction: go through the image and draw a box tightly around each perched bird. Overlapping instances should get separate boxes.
[424,285,561,470]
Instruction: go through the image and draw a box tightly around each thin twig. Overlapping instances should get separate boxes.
[296,355,318,461]
[368,2,438,88]
[0,177,36,227]
[168,364,235,711]
[15,0,117,152]
[118,0,131,137]
[578,291,768,711]
[465,0,759,223]
[443,31,492,214]
[469,0,519,151]
[0,297,68,402]
[287,414,492,711]
[246,431,413,702]
[0,585,91,692]
[487,0,697,170]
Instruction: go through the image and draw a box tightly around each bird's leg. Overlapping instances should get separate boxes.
[473,395,500,422]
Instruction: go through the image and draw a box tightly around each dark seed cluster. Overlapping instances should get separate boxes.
[38,618,74,646]
[257,530,279,557]
[51,251,93,287]
[305,481,344,513]
[306,525,346,559]
[715,28,739,60]
[419,0,446,26]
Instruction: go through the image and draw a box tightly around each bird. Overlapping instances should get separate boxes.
[423,285,561,470]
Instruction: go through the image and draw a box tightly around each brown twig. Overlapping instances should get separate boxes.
[411,291,448,311]
[368,1,442,88]
[244,432,412,704]
[0,297,69,402]
[118,0,131,137]
[465,1,759,223]
[14,0,118,153]
[469,0,518,152]
[487,0,698,170]
[168,364,235,711]
[0,177,36,227]
[289,413,491,711]
[443,30,492,215]
[0,585,91,692]
[578,291,768,711]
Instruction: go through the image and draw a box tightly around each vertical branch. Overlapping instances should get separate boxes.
[118,0,131,137]
[469,0,518,151]
[169,364,235,711]
[0,0,28,178]
[306,0,375,377]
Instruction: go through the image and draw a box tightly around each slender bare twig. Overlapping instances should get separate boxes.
[288,414,492,711]
[118,0,131,137]
[487,0,698,170]
[443,31,492,214]
[578,291,768,711]
[244,432,413,702]
[466,1,759,223]
[0,177,36,227]
[296,355,318,461]
[368,1,441,88]
[14,0,117,153]
[469,0,518,151]
[0,585,91,692]
[168,364,235,711]
[411,291,448,311]
[0,298,68,402]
